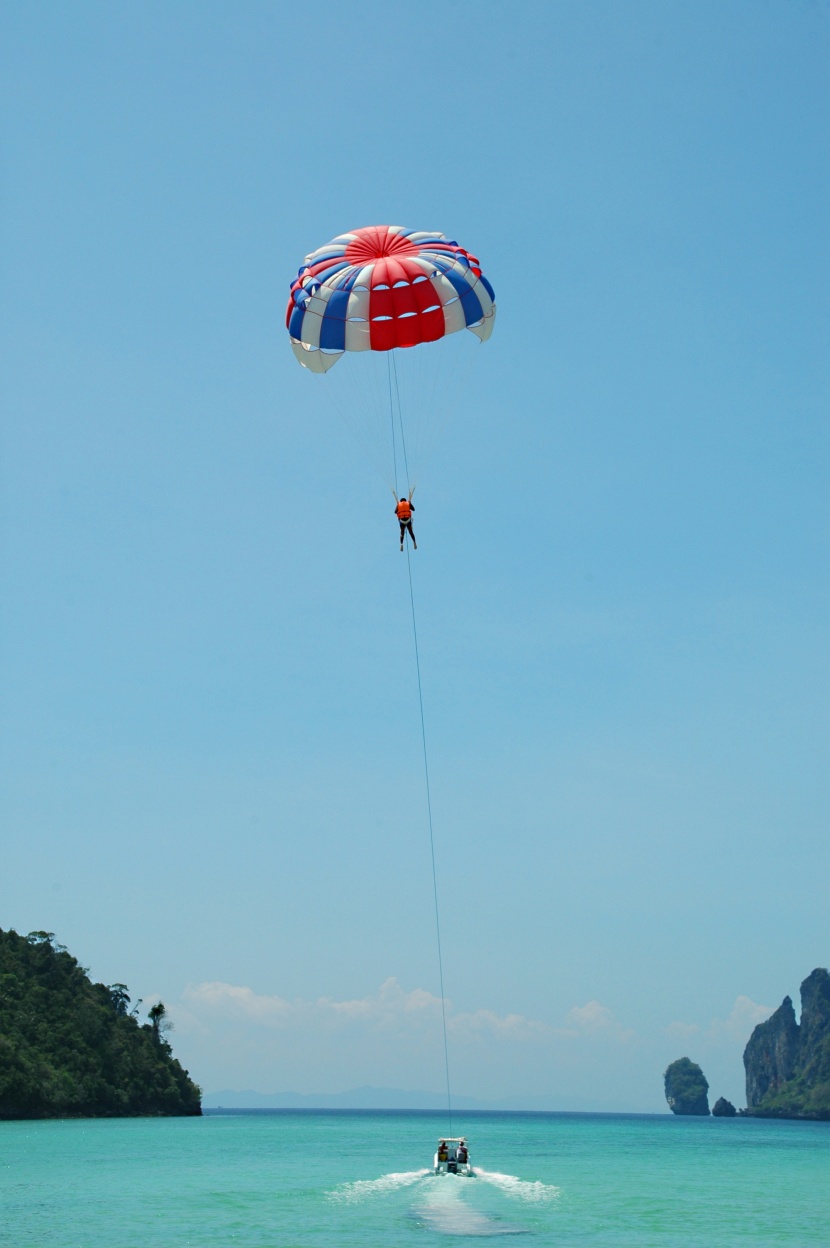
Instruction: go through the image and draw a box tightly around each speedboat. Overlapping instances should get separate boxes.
[433,1137,473,1176]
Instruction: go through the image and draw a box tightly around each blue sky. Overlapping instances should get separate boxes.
[1,1,827,1111]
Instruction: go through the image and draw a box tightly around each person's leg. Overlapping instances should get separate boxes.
[399,522,405,549]
[408,523,417,549]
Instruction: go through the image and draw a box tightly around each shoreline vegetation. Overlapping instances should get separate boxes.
[0,928,201,1119]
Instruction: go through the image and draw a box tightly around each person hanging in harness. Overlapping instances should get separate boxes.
[395,495,417,551]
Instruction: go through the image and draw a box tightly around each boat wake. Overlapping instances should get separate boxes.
[329,1166,557,1235]
[474,1169,560,1203]
[328,1169,429,1203]
[413,1175,527,1237]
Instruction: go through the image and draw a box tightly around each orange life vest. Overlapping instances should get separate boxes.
[396,500,412,521]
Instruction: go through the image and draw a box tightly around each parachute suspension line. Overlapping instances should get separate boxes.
[391,351,411,497]
[387,354,400,498]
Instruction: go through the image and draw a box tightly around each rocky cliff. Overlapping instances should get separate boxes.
[744,995,800,1107]
[744,968,830,1120]
[664,1056,710,1115]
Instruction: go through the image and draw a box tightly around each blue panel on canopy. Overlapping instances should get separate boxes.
[288,305,306,339]
[319,304,347,351]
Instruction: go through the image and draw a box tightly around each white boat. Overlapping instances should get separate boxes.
[433,1137,473,1176]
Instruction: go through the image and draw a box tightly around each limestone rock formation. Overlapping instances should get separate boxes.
[744,968,830,1120]
[743,995,800,1106]
[664,1057,710,1115]
[712,1097,737,1117]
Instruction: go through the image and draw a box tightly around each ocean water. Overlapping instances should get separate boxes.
[1,1109,828,1246]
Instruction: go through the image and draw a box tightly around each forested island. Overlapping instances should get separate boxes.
[664,968,830,1121]
[743,968,830,1120]
[0,928,201,1119]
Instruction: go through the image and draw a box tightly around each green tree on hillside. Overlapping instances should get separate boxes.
[148,1001,171,1044]
[0,927,201,1120]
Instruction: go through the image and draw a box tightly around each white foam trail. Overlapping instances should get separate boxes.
[328,1169,429,1203]
[474,1169,560,1203]
[415,1176,527,1237]
[418,1202,523,1236]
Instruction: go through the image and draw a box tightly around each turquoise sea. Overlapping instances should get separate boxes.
[2,1109,828,1246]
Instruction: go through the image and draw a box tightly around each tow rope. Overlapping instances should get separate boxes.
[388,353,453,1136]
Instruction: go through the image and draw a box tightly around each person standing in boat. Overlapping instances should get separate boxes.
[457,1140,468,1164]
[437,1141,448,1162]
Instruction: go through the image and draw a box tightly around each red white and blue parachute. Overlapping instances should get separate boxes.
[286,225,496,373]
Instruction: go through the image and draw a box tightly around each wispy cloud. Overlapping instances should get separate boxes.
[178,978,627,1046]
[664,996,773,1047]
[706,995,773,1042]
[180,976,548,1041]
[563,1000,635,1042]
[451,1007,549,1042]
[171,979,645,1101]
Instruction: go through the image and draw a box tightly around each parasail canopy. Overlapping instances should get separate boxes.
[286,225,496,373]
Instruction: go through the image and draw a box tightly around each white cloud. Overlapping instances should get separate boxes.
[170,979,645,1099]
[179,976,643,1051]
[180,976,547,1042]
[566,1000,615,1032]
[451,1007,549,1042]
[179,979,635,1048]
[664,996,773,1048]
[184,981,296,1023]
[707,995,773,1042]
[564,1000,634,1042]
